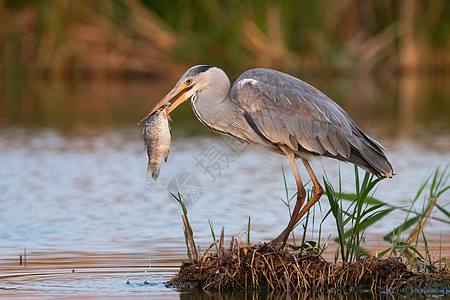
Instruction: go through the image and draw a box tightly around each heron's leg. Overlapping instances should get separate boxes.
[292,159,324,224]
[270,145,306,248]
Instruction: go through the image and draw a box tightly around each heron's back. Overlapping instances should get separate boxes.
[230,68,393,177]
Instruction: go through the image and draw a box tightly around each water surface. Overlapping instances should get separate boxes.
[0,75,449,297]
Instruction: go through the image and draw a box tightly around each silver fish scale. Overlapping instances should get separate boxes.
[143,109,171,181]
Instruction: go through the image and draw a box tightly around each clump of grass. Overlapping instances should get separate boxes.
[170,166,450,292]
[324,166,394,263]
[380,165,450,271]
[170,230,450,292]
[324,165,449,268]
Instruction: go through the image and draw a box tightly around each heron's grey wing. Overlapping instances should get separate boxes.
[231,68,392,177]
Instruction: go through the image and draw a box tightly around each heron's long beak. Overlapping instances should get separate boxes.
[138,83,192,125]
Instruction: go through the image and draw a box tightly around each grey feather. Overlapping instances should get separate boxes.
[230,68,393,177]
[182,65,392,177]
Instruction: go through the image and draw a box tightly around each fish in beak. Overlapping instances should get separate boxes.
[138,82,192,125]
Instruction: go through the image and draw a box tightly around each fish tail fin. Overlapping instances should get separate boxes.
[147,163,160,181]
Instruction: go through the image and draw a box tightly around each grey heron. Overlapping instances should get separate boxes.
[140,65,393,248]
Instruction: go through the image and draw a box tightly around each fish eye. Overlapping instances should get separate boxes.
[185,78,192,85]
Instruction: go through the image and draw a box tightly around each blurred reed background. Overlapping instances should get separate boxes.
[1,0,449,80]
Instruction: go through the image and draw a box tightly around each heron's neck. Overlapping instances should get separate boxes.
[191,76,235,133]
[203,72,231,103]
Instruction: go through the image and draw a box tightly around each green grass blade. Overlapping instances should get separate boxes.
[338,193,390,207]
[358,174,384,203]
[436,204,450,220]
[282,165,289,204]
[208,219,218,250]
[355,208,394,233]
[247,216,251,244]
[413,175,431,203]
[341,208,394,240]
[170,191,197,261]
[358,171,372,200]
[430,167,440,198]
[407,245,425,260]
[324,177,346,262]
[183,231,192,262]
[383,215,421,242]
[422,231,431,264]
[436,186,450,198]
[359,203,387,218]
[377,247,392,258]
[354,165,360,196]
[392,242,425,260]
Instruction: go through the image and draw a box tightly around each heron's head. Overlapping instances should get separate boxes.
[139,65,228,124]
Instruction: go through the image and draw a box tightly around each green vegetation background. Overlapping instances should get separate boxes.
[1,0,450,79]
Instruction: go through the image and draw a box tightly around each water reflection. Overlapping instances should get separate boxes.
[2,75,450,143]
[0,75,449,297]
[178,290,402,300]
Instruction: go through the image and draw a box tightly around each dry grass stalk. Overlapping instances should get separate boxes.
[181,214,197,262]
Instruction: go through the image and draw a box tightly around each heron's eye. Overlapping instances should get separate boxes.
[185,78,193,85]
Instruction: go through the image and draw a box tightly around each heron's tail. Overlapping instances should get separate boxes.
[350,148,393,178]
[346,133,393,178]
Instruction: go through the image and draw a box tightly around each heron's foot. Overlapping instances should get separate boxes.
[268,237,282,248]
[269,230,289,250]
